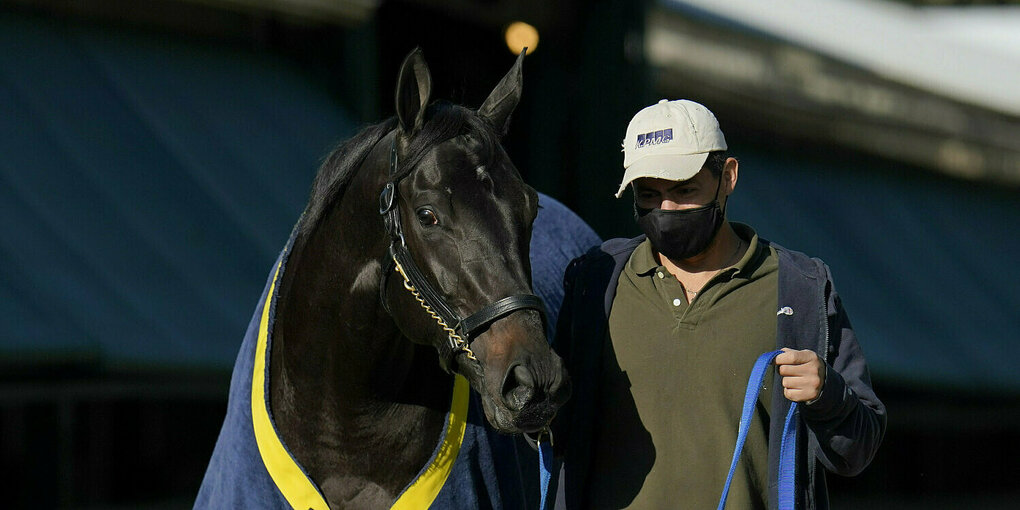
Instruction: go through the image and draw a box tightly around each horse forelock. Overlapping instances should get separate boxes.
[299,103,505,236]
[392,102,503,183]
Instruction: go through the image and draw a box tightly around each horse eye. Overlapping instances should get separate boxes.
[416,208,439,226]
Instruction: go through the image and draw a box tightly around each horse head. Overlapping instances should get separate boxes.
[380,48,570,434]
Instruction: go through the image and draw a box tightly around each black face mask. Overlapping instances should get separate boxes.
[634,175,726,261]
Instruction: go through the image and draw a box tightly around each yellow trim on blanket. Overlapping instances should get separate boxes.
[391,374,470,510]
[251,259,469,510]
[251,261,330,510]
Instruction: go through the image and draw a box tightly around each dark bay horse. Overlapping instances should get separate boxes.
[196,49,580,509]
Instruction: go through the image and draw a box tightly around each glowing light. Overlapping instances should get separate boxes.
[505,21,539,55]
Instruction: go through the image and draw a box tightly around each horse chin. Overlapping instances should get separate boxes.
[478,390,556,435]
[480,394,523,434]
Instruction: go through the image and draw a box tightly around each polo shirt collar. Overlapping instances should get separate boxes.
[627,222,763,278]
[628,238,660,276]
[730,222,762,279]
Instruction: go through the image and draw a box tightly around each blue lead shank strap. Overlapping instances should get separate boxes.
[538,435,554,510]
[717,350,799,510]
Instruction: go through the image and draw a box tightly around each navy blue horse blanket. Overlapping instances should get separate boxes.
[194,193,599,509]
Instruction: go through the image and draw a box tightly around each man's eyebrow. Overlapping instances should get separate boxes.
[666,179,696,192]
[634,177,696,193]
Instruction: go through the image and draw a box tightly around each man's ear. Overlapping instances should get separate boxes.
[395,47,432,135]
[723,157,739,195]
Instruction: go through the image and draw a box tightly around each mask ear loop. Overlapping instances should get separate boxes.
[712,165,728,218]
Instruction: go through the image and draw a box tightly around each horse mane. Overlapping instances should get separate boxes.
[299,102,503,235]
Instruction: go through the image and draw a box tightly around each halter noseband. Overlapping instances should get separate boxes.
[379,137,547,374]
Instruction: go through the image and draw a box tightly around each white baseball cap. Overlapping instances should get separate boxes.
[616,99,727,198]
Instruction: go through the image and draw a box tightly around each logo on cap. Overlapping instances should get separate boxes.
[635,128,673,149]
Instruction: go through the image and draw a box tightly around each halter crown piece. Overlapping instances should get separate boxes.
[379,137,548,375]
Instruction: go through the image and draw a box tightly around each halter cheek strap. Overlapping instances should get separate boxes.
[379,137,548,374]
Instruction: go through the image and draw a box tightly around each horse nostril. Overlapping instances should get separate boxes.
[502,364,536,411]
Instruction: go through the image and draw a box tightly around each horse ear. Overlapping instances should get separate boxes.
[478,49,525,135]
[395,47,432,135]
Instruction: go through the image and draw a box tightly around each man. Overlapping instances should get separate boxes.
[552,100,885,509]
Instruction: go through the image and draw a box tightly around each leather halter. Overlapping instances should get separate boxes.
[379,136,547,374]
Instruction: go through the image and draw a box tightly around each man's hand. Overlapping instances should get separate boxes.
[774,348,826,403]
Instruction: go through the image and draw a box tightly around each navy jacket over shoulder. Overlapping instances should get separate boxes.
[552,235,886,510]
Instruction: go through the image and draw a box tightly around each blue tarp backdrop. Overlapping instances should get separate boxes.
[727,143,1020,393]
[2,10,1018,394]
[0,11,356,371]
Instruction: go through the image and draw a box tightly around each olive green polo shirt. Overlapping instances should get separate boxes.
[586,223,779,510]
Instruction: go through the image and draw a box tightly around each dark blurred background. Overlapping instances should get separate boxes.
[1,0,1018,508]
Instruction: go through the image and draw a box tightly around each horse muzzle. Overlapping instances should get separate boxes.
[481,351,571,434]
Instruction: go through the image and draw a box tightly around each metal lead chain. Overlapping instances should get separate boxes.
[392,254,478,362]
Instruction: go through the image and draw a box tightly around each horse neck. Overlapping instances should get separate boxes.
[270,149,451,433]
[268,155,455,503]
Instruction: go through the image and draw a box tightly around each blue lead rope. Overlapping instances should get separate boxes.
[717,350,799,510]
[538,433,554,510]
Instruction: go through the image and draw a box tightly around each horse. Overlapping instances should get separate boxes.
[195,49,599,509]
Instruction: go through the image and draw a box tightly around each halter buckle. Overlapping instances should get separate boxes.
[379,182,396,214]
